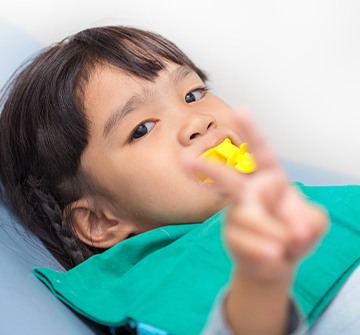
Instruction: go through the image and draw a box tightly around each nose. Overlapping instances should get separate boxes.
[178,112,217,146]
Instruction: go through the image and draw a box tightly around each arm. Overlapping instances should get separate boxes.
[185,110,327,335]
[225,269,291,335]
[202,291,304,335]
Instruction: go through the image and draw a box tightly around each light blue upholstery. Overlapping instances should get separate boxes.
[0,200,107,335]
[0,19,107,335]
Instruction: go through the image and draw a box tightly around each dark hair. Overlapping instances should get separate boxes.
[0,25,207,270]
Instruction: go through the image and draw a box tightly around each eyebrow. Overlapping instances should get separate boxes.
[102,66,194,139]
[103,95,142,138]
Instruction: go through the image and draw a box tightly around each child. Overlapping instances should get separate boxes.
[0,25,326,334]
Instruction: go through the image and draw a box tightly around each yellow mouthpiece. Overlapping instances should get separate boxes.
[200,138,256,182]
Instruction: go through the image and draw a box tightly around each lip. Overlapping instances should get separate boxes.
[201,134,241,156]
[201,137,225,155]
[228,131,243,147]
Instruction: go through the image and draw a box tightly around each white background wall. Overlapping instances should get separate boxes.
[1,0,359,180]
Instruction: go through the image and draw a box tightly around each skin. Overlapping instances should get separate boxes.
[69,61,327,334]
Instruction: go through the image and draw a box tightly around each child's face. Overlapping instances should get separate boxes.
[80,62,243,235]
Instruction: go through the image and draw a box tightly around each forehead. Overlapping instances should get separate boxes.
[84,63,134,100]
[82,64,134,138]
[83,62,196,108]
[84,61,190,100]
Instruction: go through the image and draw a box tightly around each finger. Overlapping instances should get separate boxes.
[278,190,329,259]
[232,109,282,171]
[240,169,287,208]
[227,203,291,245]
[225,224,285,264]
[182,151,246,199]
[288,204,328,259]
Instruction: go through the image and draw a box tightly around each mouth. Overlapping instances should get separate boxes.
[196,138,232,183]
[201,138,225,156]
[198,137,257,179]
[201,136,240,157]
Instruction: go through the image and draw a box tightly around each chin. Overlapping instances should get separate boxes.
[200,203,227,221]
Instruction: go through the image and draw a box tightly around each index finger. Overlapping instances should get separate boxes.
[232,109,281,171]
[182,151,246,200]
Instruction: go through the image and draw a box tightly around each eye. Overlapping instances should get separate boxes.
[185,86,208,103]
[131,120,156,141]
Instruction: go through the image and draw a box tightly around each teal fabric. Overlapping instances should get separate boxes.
[33,184,360,335]
[34,210,233,335]
[292,185,360,325]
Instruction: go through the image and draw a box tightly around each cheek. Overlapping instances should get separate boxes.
[218,106,235,123]
[125,154,197,205]
[117,152,177,193]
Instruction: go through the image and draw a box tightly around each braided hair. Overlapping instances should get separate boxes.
[0,25,207,269]
[32,183,90,265]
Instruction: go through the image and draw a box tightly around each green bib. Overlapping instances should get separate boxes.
[33,184,360,334]
[292,185,360,325]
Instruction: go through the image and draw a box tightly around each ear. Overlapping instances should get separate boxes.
[64,198,134,249]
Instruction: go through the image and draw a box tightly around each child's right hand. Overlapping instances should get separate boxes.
[186,109,327,284]
[185,109,328,335]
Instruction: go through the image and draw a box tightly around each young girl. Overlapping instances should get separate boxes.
[0,25,326,334]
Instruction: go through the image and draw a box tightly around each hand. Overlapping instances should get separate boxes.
[183,109,328,284]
